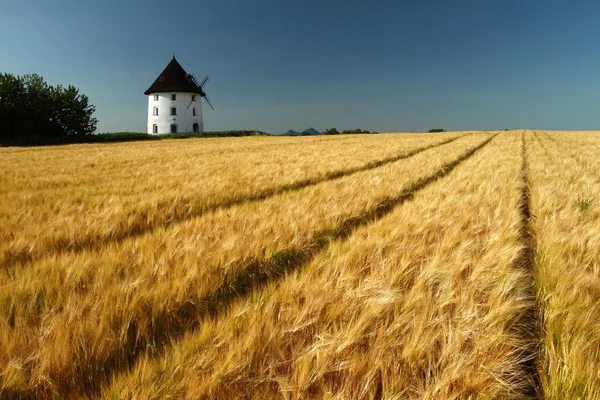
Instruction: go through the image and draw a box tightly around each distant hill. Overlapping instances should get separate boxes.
[280,128,321,136]
[282,129,301,136]
[302,127,321,135]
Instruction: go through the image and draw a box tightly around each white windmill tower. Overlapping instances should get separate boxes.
[144,56,213,135]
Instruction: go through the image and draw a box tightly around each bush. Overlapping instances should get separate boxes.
[340,128,377,134]
[0,131,273,147]
[428,129,445,133]
[323,128,340,135]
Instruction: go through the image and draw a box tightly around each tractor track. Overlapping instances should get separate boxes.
[20,134,496,399]
[1,133,471,270]
[517,131,544,399]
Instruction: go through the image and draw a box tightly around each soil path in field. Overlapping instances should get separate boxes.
[519,131,544,399]
[3,133,471,270]
[31,135,496,399]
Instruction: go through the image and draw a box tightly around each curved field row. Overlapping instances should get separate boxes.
[5,131,595,399]
[0,133,491,397]
[0,133,426,192]
[0,132,469,267]
[536,130,600,146]
[105,132,540,399]
[527,131,600,398]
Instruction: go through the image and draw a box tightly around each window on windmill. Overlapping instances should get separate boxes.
[191,94,196,102]
[171,94,177,101]
[171,107,177,116]
[192,108,196,116]
[154,94,159,101]
[153,124,158,134]
[153,107,159,116]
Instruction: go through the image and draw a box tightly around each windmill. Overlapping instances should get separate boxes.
[187,74,214,110]
[145,56,213,134]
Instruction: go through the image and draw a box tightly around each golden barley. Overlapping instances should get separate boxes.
[0,133,490,396]
[527,130,600,398]
[105,132,539,399]
[4,130,595,399]
[0,132,466,268]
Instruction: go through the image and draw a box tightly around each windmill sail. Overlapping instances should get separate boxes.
[204,94,214,110]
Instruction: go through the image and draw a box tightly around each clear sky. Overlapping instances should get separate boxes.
[2,0,600,133]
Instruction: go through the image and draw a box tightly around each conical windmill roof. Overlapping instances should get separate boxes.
[144,56,204,95]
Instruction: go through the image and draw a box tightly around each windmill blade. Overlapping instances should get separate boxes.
[189,73,201,87]
[204,94,214,110]
[199,75,209,88]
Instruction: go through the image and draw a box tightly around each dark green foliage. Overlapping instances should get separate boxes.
[341,128,377,134]
[314,127,379,135]
[428,128,445,133]
[170,130,271,138]
[1,130,272,147]
[0,73,97,145]
[51,84,97,137]
[322,128,377,135]
[323,128,340,135]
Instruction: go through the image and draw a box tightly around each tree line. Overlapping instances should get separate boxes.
[322,128,378,135]
[0,73,97,145]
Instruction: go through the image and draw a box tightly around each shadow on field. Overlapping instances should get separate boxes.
[519,132,545,399]
[3,134,472,270]
[23,134,497,399]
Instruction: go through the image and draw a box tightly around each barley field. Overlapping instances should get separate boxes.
[0,131,598,399]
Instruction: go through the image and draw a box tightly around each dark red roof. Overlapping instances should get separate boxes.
[144,57,204,95]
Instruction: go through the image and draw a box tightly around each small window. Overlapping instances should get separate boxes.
[171,94,176,101]
[152,124,158,134]
[154,94,159,101]
[192,108,196,116]
[170,124,177,134]
[191,94,196,102]
[171,107,177,116]
[153,107,158,116]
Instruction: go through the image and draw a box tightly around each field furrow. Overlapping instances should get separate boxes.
[537,130,600,147]
[0,133,492,397]
[0,132,467,268]
[5,130,595,398]
[104,132,539,399]
[527,131,600,398]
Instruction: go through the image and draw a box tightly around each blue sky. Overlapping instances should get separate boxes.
[1,0,600,133]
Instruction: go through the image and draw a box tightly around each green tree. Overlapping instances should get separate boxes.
[51,84,97,137]
[0,73,97,144]
[323,127,340,135]
[341,128,374,134]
